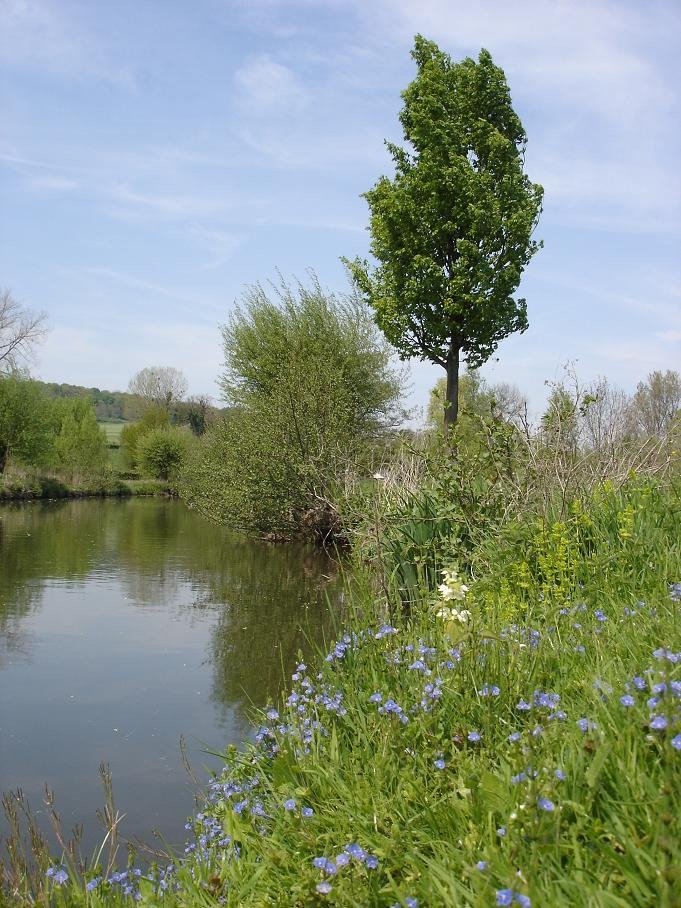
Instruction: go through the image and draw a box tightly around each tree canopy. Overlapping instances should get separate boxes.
[346,36,543,428]
[128,366,188,412]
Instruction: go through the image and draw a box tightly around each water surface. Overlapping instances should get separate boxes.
[0,498,339,856]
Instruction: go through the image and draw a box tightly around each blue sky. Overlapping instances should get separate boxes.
[1,0,679,421]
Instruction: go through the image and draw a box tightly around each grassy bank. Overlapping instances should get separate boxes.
[0,471,169,500]
[7,477,679,906]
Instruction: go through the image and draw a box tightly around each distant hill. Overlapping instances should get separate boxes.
[36,381,143,421]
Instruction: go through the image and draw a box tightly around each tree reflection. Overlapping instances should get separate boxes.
[0,498,342,714]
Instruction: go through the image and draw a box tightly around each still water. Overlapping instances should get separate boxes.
[0,497,339,856]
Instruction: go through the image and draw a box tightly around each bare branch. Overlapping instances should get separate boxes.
[0,288,48,372]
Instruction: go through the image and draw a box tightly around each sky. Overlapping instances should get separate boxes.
[1,0,679,423]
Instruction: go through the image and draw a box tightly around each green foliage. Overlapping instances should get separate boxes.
[135,426,191,481]
[346,36,542,425]
[183,276,404,540]
[0,375,54,472]
[541,384,580,451]
[53,398,109,477]
[36,379,143,420]
[120,408,169,467]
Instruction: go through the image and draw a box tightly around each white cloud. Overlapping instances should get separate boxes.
[0,0,135,87]
[106,185,225,221]
[188,223,243,269]
[233,55,308,113]
[29,174,79,192]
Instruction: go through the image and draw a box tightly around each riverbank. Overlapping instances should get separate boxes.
[9,476,679,906]
[0,473,170,500]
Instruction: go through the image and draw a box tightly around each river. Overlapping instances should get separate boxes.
[0,497,340,859]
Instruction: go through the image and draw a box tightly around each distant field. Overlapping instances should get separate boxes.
[98,421,129,444]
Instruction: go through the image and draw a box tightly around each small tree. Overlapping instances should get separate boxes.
[0,375,54,472]
[136,426,191,481]
[0,288,48,373]
[346,36,543,429]
[128,366,188,413]
[120,407,169,467]
[53,399,108,477]
[183,275,404,539]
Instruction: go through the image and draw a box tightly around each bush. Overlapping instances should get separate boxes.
[53,398,108,478]
[120,407,169,468]
[135,426,191,481]
[0,374,54,472]
[182,275,404,540]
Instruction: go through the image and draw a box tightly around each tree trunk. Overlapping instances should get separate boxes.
[0,443,8,474]
[444,345,460,432]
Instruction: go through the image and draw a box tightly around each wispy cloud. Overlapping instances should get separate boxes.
[234,55,308,113]
[84,267,224,314]
[188,223,243,269]
[28,174,79,192]
[0,0,136,87]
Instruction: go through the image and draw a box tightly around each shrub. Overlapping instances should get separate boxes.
[120,407,169,468]
[53,399,108,478]
[135,426,191,481]
[182,275,404,540]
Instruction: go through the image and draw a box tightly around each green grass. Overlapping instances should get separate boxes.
[11,478,678,907]
[98,421,130,445]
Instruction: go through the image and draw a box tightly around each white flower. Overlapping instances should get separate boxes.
[438,568,469,601]
[436,606,471,624]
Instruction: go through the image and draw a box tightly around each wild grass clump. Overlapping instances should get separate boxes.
[18,478,679,906]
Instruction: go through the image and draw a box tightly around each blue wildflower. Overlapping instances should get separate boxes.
[554,768,566,780]
[620,695,635,707]
[508,731,521,743]
[650,715,668,730]
[671,734,681,750]
[497,826,506,837]
[496,890,513,906]
[476,860,488,870]
[468,730,481,742]
[283,799,296,811]
[302,807,314,818]
[316,881,332,895]
[516,699,531,711]
[434,758,446,770]
[479,684,501,697]
[369,692,383,703]
[537,797,555,811]
[578,718,596,733]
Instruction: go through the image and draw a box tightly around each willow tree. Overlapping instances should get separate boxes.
[346,37,543,429]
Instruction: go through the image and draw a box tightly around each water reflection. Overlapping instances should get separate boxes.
[0,498,341,852]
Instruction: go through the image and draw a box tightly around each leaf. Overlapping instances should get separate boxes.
[586,742,613,788]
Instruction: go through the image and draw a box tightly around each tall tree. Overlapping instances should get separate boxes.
[128,366,188,413]
[346,37,543,429]
[0,288,48,373]
[631,369,680,437]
